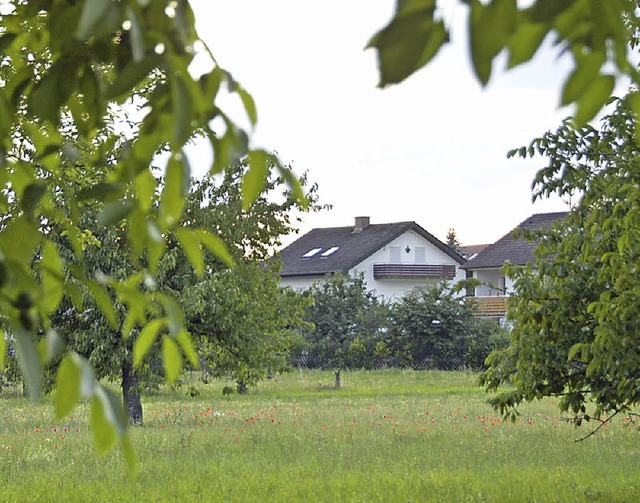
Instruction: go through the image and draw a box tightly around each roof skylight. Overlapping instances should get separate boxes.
[321,246,339,257]
[302,247,322,258]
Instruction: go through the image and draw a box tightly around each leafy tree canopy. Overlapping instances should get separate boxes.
[479,95,640,432]
[0,0,305,465]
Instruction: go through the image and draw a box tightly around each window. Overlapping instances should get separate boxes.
[389,246,401,262]
[302,248,322,258]
[414,246,426,263]
[321,246,339,257]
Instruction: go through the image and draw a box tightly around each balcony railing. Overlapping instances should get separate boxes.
[466,296,508,316]
[373,263,456,280]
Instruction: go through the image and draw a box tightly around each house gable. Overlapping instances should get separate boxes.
[277,217,466,299]
[278,218,465,278]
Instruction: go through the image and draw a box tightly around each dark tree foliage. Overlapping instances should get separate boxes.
[390,282,477,370]
[446,228,461,253]
[157,162,320,394]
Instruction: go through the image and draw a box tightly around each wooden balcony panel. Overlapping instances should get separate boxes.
[467,296,508,316]
[373,263,457,280]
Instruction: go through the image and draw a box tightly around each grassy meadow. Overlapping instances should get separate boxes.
[1,369,639,502]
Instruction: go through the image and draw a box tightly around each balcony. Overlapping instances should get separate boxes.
[373,263,457,280]
[466,296,508,317]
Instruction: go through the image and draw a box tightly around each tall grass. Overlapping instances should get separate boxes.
[1,370,639,502]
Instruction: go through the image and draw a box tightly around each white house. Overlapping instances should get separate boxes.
[461,212,568,319]
[277,217,466,299]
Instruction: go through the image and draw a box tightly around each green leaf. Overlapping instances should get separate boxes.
[277,163,309,209]
[195,229,234,267]
[66,281,85,311]
[528,0,575,23]
[561,50,606,106]
[627,91,640,141]
[13,328,42,401]
[243,150,270,210]
[86,281,119,329]
[90,392,117,454]
[40,241,65,314]
[134,169,157,212]
[469,0,518,86]
[133,318,166,367]
[158,294,184,336]
[574,74,615,125]
[568,342,583,361]
[28,57,80,124]
[121,434,137,474]
[507,22,548,68]
[127,206,147,256]
[0,217,41,266]
[176,329,198,368]
[79,66,102,130]
[170,73,194,148]
[126,6,145,62]
[0,91,12,139]
[77,182,123,202]
[147,226,166,275]
[106,55,162,101]
[237,86,257,127]
[174,227,204,276]
[38,329,65,365]
[76,0,120,41]
[367,7,448,87]
[54,353,81,419]
[210,122,250,174]
[98,201,135,227]
[159,154,190,230]
[162,335,182,384]
[103,386,128,435]
[8,67,35,109]
[21,182,47,221]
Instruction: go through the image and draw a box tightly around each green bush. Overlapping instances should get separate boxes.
[464,318,511,370]
[297,272,390,371]
[389,283,475,370]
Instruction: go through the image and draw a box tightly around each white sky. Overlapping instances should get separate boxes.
[189,1,577,246]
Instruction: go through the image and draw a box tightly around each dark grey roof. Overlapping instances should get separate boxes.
[459,244,489,259]
[278,221,465,277]
[461,212,568,270]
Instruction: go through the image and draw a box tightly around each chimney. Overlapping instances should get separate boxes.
[353,216,370,233]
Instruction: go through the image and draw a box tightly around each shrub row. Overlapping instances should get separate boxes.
[292,273,510,371]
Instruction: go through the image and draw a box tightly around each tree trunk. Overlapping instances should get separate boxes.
[236,380,247,394]
[122,362,143,426]
[334,369,341,389]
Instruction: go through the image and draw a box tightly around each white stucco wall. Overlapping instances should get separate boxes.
[471,268,514,296]
[279,276,324,291]
[350,230,466,300]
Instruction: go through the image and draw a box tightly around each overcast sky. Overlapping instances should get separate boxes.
[190,1,577,246]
